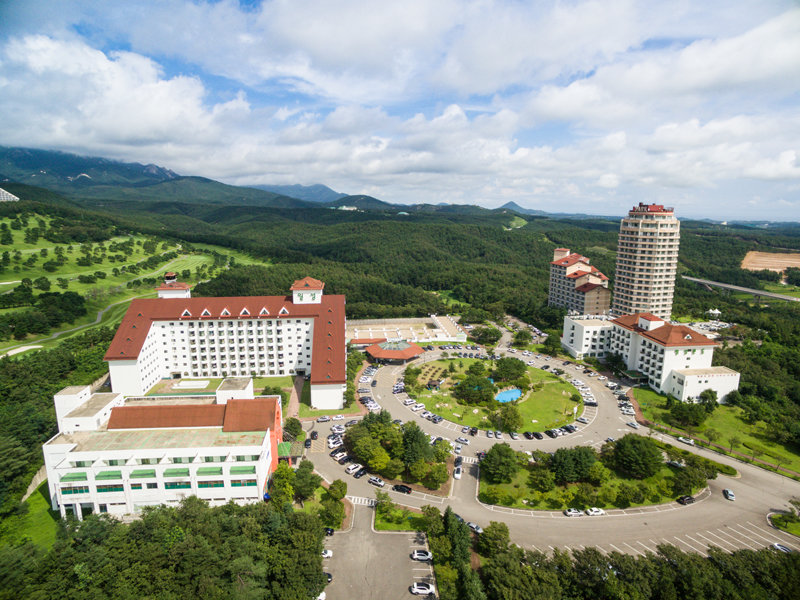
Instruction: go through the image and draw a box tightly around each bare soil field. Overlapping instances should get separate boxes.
[741,250,800,272]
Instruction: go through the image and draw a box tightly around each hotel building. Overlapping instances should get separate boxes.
[612,203,680,319]
[548,248,611,314]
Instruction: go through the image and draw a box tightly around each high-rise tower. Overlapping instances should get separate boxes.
[611,203,680,319]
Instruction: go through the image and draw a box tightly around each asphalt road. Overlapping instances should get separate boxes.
[307,338,800,558]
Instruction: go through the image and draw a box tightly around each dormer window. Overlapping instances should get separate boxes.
[181,309,192,317]
[201,309,211,317]
[240,308,250,316]
[259,307,269,316]
[279,307,289,315]
[221,308,230,316]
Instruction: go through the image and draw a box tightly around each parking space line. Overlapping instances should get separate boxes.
[714,528,759,550]
[622,542,642,556]
[695,531,734,551]
[608,543,624,553]
[735,523,779,545]
[684,534,708,553]
[746,521,800,549]
[637,541,655,554]
[674,535,705,554]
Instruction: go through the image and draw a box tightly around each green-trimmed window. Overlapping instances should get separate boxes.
[105,459,126,466]
[203,456,227,463]
[131,483,142,490]
[171,457,194,464]
[230,465,256,475]
[95,470,122,481]
[61,486,89,495]
[231,479,257,487]
[163,468,190,478]
[97,484,124,493]
[130,469,156,479]
[196,467,223,476]
[137,458,159,465]
[71,461,93,468]
[164,481,191,490]
[198,480,224,488]
[60,472,88,482]
[235,455,260,462]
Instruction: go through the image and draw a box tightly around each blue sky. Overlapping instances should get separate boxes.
[1,0,799,220]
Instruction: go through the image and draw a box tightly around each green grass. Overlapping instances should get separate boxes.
[770,515,800,537]
[297,380,358,417]
[434,290,469,308]
[374,507,425,531]
[413,359,582,431]
[0,482,59,549]
[635,387,800,473]
[507,216,527,229]
[146,377,224,395]
[479,462,696,511]
[253,376,295,392]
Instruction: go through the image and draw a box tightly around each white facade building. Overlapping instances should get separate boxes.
[105,277,346,409]
[561,313,739,402]
[43,384,282,520]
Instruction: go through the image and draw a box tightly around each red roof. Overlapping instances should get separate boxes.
[105,292,346,385]
[350,338,387,345]
[108,404,226,429]
[156,281,192,290]
[107,396,280,432]
[565,266,609,281]
[575,282,607,293]
[291,276,325,291]
[639,314,661,322]
[612,314,716,347]
[551,253,590,267]
[365,342,424,361]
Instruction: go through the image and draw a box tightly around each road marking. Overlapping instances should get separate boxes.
[684,534,708,553]
[623,542,642,556]
[674,535,705,554]
[608,543,624,553]
[637,541,654,553]
[735,522,779,546]
[695,531,732,551]
[346,496,376,506]
[711,528,758,551]
[745,522,800,549]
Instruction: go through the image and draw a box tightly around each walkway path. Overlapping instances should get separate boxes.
[286,375,304,418]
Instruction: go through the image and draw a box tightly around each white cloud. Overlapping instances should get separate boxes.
[0,2,799,219]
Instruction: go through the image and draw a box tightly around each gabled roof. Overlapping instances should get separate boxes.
[612,314,716,347]
[107,396,281,432]
[290,276,325,291]
[575,282,608,293]
[104,291,347,385]
[156,281,191,291]
[551,253,590,267]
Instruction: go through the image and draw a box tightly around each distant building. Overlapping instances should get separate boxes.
[612,203,680,319]
[0,187,19,202]
[548,248,611,314]
[105,276,346,409]
[43,381,282,520]
[561,312,739,401]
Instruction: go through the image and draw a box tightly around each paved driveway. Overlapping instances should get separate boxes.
[323,505,434,600]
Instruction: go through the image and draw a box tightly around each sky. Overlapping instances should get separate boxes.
[1,1,799,220]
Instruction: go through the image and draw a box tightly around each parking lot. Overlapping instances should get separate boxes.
[323,505,435,600]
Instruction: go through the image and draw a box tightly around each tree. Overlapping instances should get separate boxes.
[704,428,721,448]
[293,460,321,501]
[402,421,432,466]
[467,361,486,376]
[481,443,519,484]
[470,326,502,345]
[424,463,449,489]
[550,447,597,484]
[513,329,532,347]
[284,417,303,439]
[32,276,50,291]
[609,434,662,479]
[326,479,347,501]
[493,357,527,382]
[729,436,742,454]
[528,467,556,492]
[698,389,718,414]
[409,459,430,483]
[492,403,523,433]
[432,439,452,463]
[452,374,495,404]
[420,505,444,537]
[542,332,561,356]
[476,521,510,557]
[269,462,295,507]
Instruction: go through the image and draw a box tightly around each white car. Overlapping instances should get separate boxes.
[321,549,333,558]
[455,437,470,445]
[585,507,605,516]
[626,421,640,429]
[411,403,424,411]
[563,508,582,517]
[345,463,362,475]
[453,466,462,479]
[411,582,436,595]
[332,414,344,420]
[420,411,432,419]
[454,444,463,454]
[677,436,695,446]
[598,375,607,381]
[411,550,433,561]
[576,417,589,424]
[403,398,416,406]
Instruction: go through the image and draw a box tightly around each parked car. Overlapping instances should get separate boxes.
[371,380,377,387]
[564,508,582,517]
[677,495,695,505]
[509,432,519,440]
[310,431,319,440]
[455,437,470,445]
[532,431,544,440]
[467,522,483,534]
[411,550,433,561]
[585,507,606,516]
[368,476,385,488]
[353,467,367,479]
[772,543,794,553]
[454,456,463,467]
[453,466,462,479]
[495,431,503,440]
[626,421,640,429]
[324,527,334,536]
[304,438,312,448]
[486,430,494,438]
[411,582,436,595]
[462,425,471,434]
[576,417,589,424]
[345,463,362,475]
[392,484,412,494]
[317,416,331,423]
[722,489,735,501]
[321,549,333,558]
[677,436,695,446]
[345,419,359,427]
[470,427,478,436]
[332,414,344,421]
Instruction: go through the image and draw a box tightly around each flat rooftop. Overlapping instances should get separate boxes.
[122,395,218,407]
[673,366,739,376]
[218,377,252,391]
[59,385,89,395]
[67,393,121,418]
[47,427,267,452]
[571,318,612,327]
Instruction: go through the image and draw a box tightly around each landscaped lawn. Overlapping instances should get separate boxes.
[635,387,800,474]
[413,359,582,431]
[253,375,295,392]
[479,462,696,512]
[0,483,59,549]
[146,377,223,395]
[374,505,426,531]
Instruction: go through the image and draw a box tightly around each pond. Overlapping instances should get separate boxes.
[495,388,522,403]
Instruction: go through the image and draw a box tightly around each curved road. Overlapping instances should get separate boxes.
[308,338,800,557]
